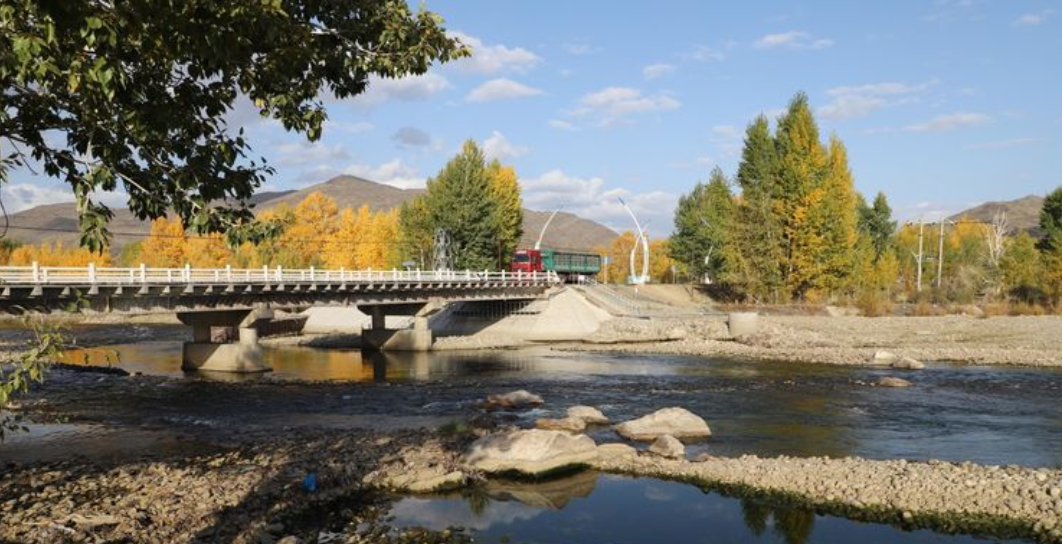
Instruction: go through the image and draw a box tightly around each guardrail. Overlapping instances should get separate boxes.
[0,263,560,286]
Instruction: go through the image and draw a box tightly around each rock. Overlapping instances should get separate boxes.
[615,407,711,442]
[877,376,913,388]
[648,435,685,459]
[485,390,544,410]
[872,350,899,365]
[892,356,925,370]
[464,429,598,475]
[566,405,609,424]
[535,417,587,433]
[595,443,637,460]
[386,468,466,493]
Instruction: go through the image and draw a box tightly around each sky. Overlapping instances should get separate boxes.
[4,0,1061,237]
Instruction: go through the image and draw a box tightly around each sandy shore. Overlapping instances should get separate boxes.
[569,314,1062,367]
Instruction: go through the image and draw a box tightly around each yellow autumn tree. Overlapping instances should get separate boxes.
[280,192,339,267]
[487,160,524,267]
[8,241,111,267]
[186,234,233,267]
[324,207,362,269]
[137,217,187,267]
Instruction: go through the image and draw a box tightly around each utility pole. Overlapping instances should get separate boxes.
[936,219,946,289]
[915,218,924,293]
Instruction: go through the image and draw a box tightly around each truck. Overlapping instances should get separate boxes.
[511,248,603,282]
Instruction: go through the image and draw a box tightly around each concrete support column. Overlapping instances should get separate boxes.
[177,308,273,373]
[360,303,434,352]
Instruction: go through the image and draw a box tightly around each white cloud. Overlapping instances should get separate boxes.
[754,30,833,50]
[904,112,991,132]
[1012,9,1053,26]
[343,159,425,190]
[466,78,544,103]
[482,131,528,161]
[642,63,676,80]
[449,32,541,74]
[819,80,935,120]
[573,87,681,128]
[273,141,349,167]
[520,169,679,234]
[547,119,578,131]
[710,124,744,157]
[963,138,1039,151]
[687,45,726,62]
[353,73,450,107]
[324,120,375,134]
[2,183,74,212]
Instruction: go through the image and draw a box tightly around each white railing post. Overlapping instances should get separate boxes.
[340,267,345,281]
[166,269,173,283]
[214,269,219,282]
[262,265,268,282]
[184,263,191,282]
[139,263,147,284]
[276,265,283,282]
[31,261,40,283]
[532,270,537,281]
[417,268,422,281]
[368,267,373,282]
[41,267,49,284]
[88,262,97,284]
[128,268,134,283]
[392,268,397,281]
[309,266,315,282]
[225,264,232,282]
[502,269,506,281]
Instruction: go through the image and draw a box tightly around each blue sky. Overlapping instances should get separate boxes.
[4,0,1061,236]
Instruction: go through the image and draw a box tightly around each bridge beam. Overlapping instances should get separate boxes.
[176,308,273,373]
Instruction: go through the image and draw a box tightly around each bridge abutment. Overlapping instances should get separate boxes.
[360,304,436,352]
[177,308,273,373]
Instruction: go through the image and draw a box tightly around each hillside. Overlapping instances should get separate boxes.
[949,195,1044,236]
[4,176,617,255]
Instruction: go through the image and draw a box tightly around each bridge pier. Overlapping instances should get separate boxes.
[176,308,273,373]
[360,304,436,352]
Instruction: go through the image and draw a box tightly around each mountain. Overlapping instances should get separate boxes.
[949,195,1045,236]
[4,176,617,255]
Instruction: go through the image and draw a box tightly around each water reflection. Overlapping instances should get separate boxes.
[390,473,1017,544]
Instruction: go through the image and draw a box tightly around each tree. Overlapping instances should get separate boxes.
[670,167,734,282]
[424,141,498,270]
[8,241,111,266]
[487,160,524,268]
[138,217,187,267]
[999,232,1043,303]
[858,192,897,259]
[398,197,434,268]
[816,136,860,293]
[774,93,830,298]
[186,234,232,268]
[325,207,362,269]
[733,115,784,301]
[1039,185,1062,252]
[0,1,467,251]
[281,192,338,267]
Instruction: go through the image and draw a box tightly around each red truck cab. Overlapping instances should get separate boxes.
[511,249,544,273]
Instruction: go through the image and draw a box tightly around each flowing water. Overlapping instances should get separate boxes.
[7,324,1061,543]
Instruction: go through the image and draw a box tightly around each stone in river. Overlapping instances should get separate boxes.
[566,405,609,424]
[464,429,597,476]
[877,376,913,388]
[536,417,587,433]
[891,356,925,370]
[485,390,544,410]
[871,350,899,365]
[648,435,686,459]
[615,407,711,442]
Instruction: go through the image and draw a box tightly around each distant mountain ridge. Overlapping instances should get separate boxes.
[5,176,617,255]
[949,194,1045,236]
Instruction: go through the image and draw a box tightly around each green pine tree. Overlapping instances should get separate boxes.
[857,191,897,259]
[733,115,784,301]
[424,140,498,270]
[670,167,735,282]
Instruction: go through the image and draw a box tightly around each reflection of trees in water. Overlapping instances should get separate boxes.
[740,499,815,544]
[461,486,491,516]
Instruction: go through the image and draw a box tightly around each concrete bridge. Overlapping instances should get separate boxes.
[0,264,559,373]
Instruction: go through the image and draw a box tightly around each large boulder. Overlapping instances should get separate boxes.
[485,390,544,410]
[464,429,598,475]
[877,376,913,388]
[596,443,637,461]
[892,356,926,370]
[615,407,711,442]
[648,435,685,459]
[566,405,609,424]
[535,417,587,433]
[871,350,899,365]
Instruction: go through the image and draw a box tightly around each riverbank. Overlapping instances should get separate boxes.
[571,314,1062,367]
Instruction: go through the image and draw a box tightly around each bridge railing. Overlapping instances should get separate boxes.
[0,263,560,286]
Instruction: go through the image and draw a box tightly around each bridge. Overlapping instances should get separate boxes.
[0,264,559,373]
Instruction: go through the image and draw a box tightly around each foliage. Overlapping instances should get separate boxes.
[595,232,674,284]
[857,192,897,259]
[732,115,784,301]
[398,197,434,268]
[139,217,187,267]
[7,240,112,266]
[486,160,524,269]
[1039,185,1062,252]
[999,232,1044,303]
[280,192,338,267]
[0,0,467,251]
[1,315,68,441]
[670,167,734,282]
